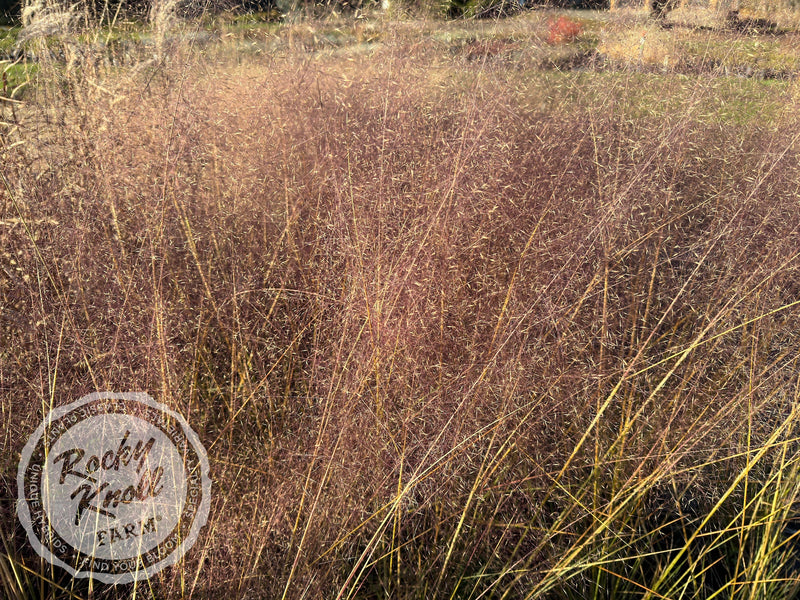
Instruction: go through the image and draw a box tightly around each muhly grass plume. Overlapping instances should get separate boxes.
[3,18,800,599]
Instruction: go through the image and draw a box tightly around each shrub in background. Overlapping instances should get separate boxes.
[0,0,20,22]
[547,14,582,43]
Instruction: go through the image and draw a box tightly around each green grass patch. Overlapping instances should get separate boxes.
[0,26,19,56]
[499,68,790,126]
[1,61,37,98]
[679,31,800,73]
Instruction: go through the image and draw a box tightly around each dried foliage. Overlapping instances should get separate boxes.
[547,14,582,44]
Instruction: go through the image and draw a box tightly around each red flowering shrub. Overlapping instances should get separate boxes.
[547,15,583,45]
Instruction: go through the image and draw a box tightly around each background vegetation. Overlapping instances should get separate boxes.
[4,1,800,599]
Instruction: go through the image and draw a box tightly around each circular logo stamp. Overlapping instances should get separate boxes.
[17,392,211,584]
